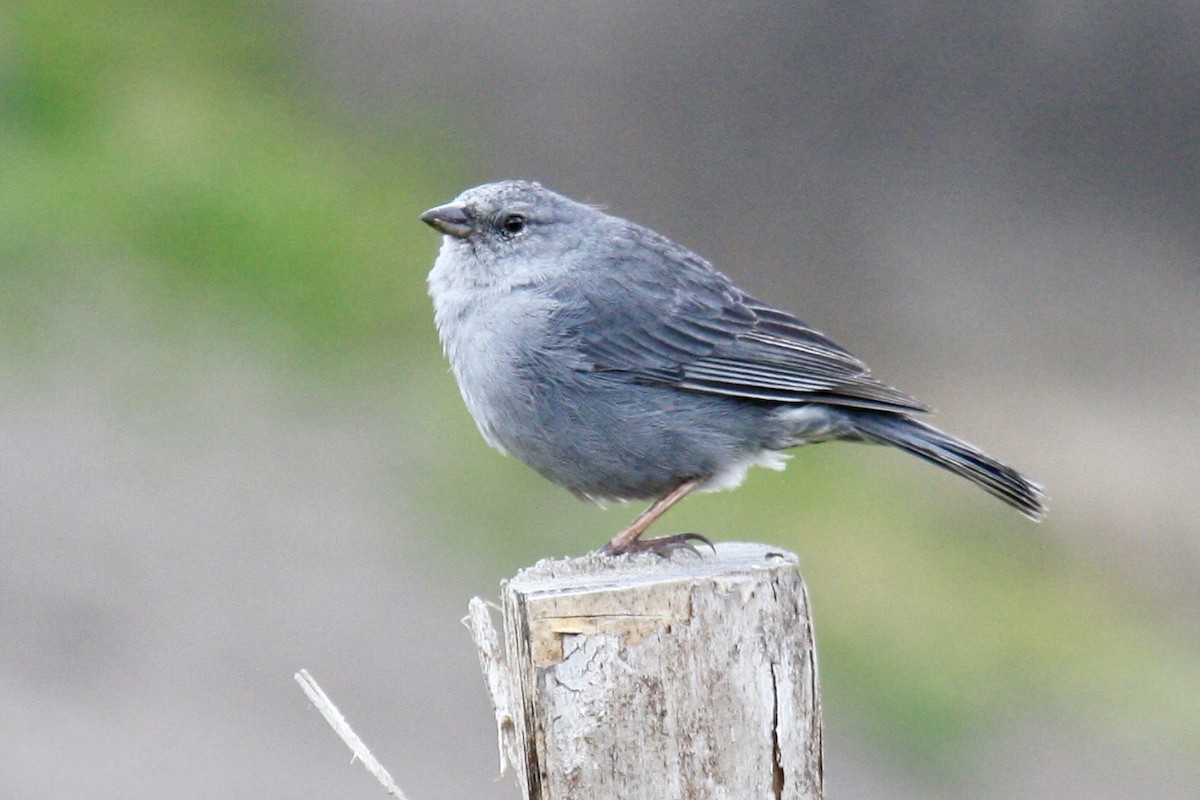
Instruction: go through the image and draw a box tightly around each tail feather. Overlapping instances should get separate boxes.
[850,412,1048,521]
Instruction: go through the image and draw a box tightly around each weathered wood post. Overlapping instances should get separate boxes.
[467,541,823,799]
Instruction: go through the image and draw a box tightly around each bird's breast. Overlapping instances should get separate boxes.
[430,278,566,455]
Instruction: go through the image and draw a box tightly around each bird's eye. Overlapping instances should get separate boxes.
[499,212,527,236]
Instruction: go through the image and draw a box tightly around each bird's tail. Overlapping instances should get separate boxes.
[849,412,1047,521]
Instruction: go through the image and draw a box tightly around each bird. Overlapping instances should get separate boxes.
[421,180,1046,555]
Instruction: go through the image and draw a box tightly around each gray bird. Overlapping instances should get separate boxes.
[421,180,1046,555]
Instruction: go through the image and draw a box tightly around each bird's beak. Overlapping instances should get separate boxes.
[420,203,472,239]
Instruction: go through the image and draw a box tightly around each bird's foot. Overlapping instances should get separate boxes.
[601,532,715,559]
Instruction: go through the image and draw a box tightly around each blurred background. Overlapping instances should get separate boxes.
[2,2,1198,797]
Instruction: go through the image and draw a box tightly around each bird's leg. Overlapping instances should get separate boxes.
[602,478,712,556]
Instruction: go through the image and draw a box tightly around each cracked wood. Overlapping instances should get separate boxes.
[468,541,823,799]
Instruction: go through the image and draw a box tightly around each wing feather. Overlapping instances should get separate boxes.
[554,224,930,414]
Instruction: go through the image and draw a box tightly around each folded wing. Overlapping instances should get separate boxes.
[552,226,930,414]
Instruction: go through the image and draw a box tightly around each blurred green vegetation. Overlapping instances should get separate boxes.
[2,1,461,365]
[3,0,1196,774]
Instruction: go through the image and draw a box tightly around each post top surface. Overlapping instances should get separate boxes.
[507,541,799,595]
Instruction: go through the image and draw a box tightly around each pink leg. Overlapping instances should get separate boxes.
[603,479,709,556]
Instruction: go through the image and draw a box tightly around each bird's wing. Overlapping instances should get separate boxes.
[678,298,931,412]
[552,227,930,414]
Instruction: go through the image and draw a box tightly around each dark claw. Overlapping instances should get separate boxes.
[601,532,715,559]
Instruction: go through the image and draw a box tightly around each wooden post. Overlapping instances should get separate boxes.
[466,541,823,799]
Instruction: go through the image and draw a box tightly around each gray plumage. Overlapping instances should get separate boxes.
[422,180,1046,547]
